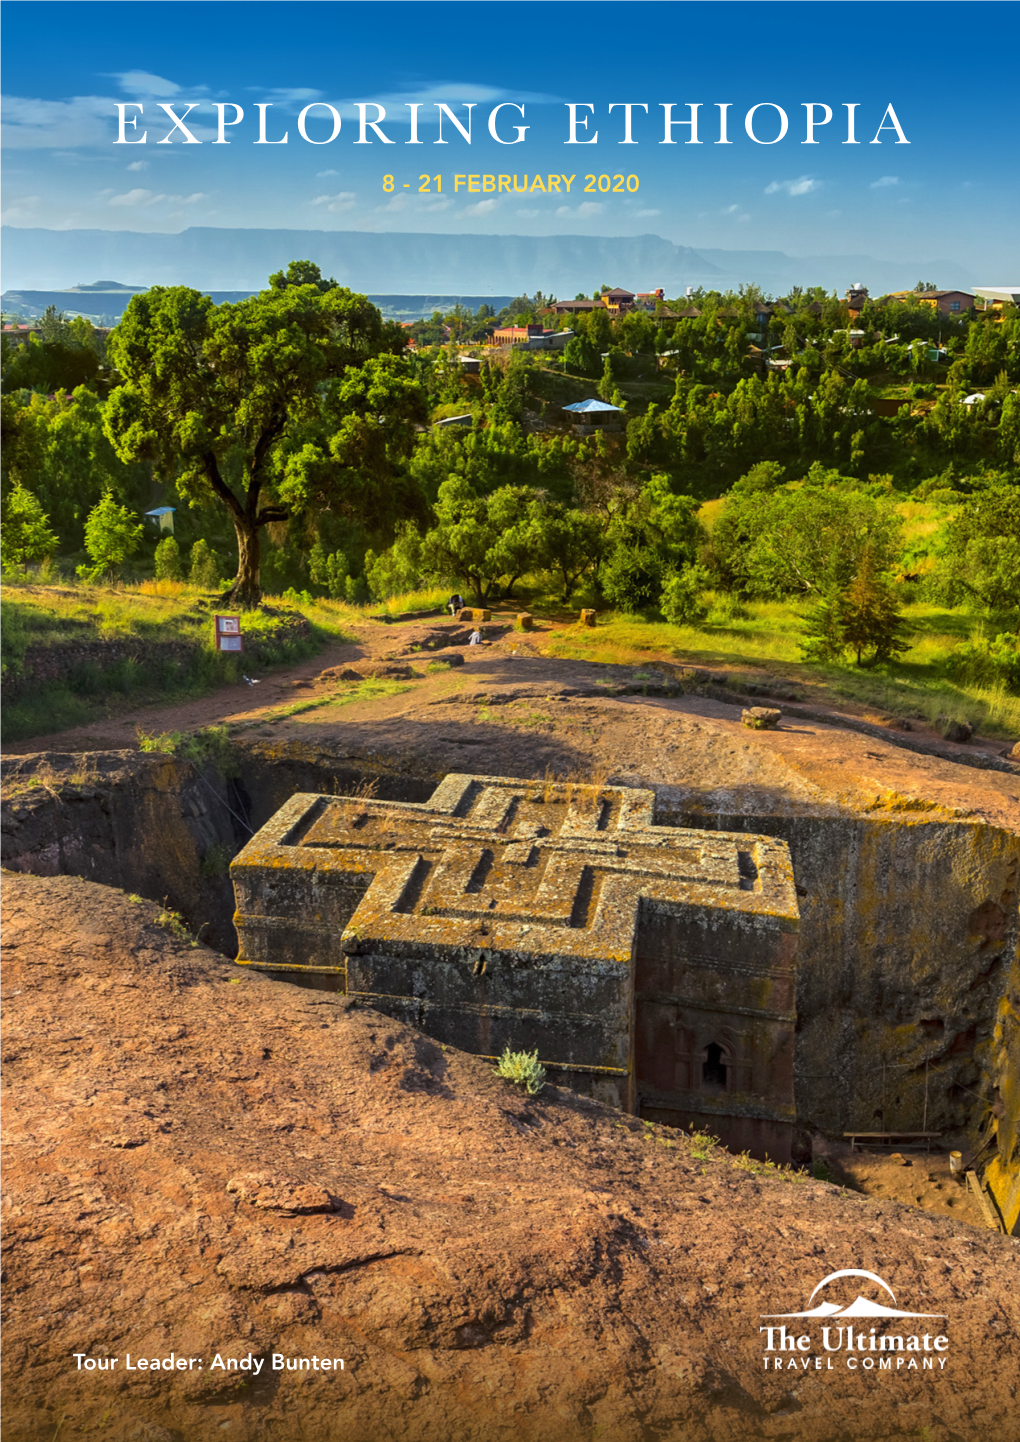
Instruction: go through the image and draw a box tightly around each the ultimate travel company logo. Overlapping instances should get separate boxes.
[760,1270,949,1373]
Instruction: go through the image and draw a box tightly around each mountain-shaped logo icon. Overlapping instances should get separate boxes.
[761,1269,947,1320]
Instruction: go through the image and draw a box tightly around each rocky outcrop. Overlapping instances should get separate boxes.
[2,872,1018,1442]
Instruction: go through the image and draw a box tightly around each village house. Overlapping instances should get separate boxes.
[884,288,975,315]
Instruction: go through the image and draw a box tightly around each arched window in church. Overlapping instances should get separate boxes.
[702,1041,728,1090]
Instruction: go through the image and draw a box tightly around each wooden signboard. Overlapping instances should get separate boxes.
[214,615,243,653]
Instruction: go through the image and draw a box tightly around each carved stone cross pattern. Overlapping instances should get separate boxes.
[232,774,800,1158]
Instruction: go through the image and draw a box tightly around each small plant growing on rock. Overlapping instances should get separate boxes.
[686,1129,718,1161]
[493,1046,546,1096]
[154,903,198,946]
[137,729,182,754]
[200,842,236,879]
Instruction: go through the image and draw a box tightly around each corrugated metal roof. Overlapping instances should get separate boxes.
[563,398,623,413]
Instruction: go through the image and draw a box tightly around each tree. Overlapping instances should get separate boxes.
[660,565,709,625]
[79,492,143,580]
[597,355,616,403]
[712,469,904,598]
[0,388,146,551]
[1,330,103,395]
[601,548,663,613]
[562,335,599,376]
[364,522,423,600]
[104,267,406,607]
[536,505,605,600]
[153,535,184,581]
[189,539,222,591]
[419,479,540,604]
[269,259,338,294]
[934,485,1020,617]
[0,484,57,566]
[801,543,909,666]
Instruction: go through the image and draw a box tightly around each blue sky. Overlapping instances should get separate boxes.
[2,0,1018,274]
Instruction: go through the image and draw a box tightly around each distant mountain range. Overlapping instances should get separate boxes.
[1,226,976,312]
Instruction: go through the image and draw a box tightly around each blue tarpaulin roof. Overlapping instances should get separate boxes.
[563,398,622,413]
[145,506,176,516]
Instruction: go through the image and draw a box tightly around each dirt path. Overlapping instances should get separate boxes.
[3,611,1016,780]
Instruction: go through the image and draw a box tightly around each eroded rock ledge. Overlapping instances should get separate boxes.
[2,872,1018,1442]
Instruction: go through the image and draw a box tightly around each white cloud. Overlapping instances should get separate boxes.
[635,208,661,218]
[870,175,900,189]
[1,94,115,149]
[316,169,339,178]
[332,82,562,125]
[764,176,820,197]
[722,204,740,214]
[311,191,357,213]
[109,187,156,207]
[251,88,324,107]
[554,200,602,218]
[0,195,41,223]
[463,198,498,215]
[516,207,540,217]
[375,195,409,213]
[423,199,452,212]
[108,188,207,208]
[112,71,182,98]
[126,159,148,171]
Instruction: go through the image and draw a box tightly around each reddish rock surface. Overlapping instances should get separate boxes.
[2,873,1018,1442]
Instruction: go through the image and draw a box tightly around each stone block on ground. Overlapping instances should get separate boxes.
[516,613,534,631]
[459,607,491,623]
[742,706,782,730]
[579,609,597,628]
[939,717,973,743]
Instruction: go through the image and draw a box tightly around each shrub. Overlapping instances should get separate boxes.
[137,729,181,753]
[492,1046,546,1096]
[601,549,662,613]
[153,535,184,581]
[78,492,144,581]
[1,485,58,568]
[309,541,350,599]
[189,539,222,591]
[661,566,709,625]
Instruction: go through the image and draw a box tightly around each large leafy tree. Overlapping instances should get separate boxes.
[711,467,904,598]
[419,479,541,605]
[103,264,407,606]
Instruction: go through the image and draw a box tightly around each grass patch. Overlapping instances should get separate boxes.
[540,600,1020,739]
[0,579,355,743]
[372,586,451,617]
[262,677,413,723]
